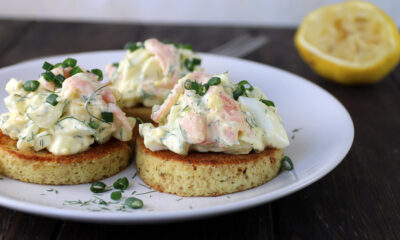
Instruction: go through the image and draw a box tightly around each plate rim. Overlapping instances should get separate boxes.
[0,50,354,223]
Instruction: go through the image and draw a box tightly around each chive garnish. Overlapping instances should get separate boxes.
[101,112,113,123]
[182,44,193,50]
[260,99,275,107]
[113,177,129,190]
[112,62,119,68]
[184,77,221,96]
[91,69,103,81]
[69,66,82,76]
[184,58,201,72]
[46,93,58,106]
[125,197,143,209]
[171,42,193,51]
[184,59,193,71]
[24,80,40,92]
[111,191,122,200]
[54,74,65,88]
[88,120,99,129]
[90,181,107,193]
[42,71,55,82]
[237,80,254,91]
[208,77,221,86]
[63,58,77,67]
[184,79,197,90]
[233,80,254,100]
[192,58,201,65]
[198,83,209,96]
[281,156,294,171]
[42,61,54,71]
[233,85,245,100]
[124,42,143,52]
[55,74,65,82]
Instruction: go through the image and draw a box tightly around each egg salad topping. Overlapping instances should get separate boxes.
[139,72,289,155]
[0,58,136,155]
[106,38,202,108]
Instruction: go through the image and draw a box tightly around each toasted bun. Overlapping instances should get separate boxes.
[0,131,135,185]
[123,106,152,122]
[135,136,284,197]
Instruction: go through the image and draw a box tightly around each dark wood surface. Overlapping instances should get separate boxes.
[0,20,398,240]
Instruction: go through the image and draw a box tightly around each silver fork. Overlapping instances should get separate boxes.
[209,33,269,57]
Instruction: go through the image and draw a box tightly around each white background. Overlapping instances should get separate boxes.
[0,0,399,27]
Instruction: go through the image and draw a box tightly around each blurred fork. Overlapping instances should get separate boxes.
[209,33,269,57]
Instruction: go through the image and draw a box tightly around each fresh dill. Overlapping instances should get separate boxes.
[139,183,151,190]
[136,190,157,196]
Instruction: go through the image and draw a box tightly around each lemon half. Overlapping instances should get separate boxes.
[295,1,400,85]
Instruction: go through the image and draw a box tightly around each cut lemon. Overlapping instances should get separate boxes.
[295,1,400,85]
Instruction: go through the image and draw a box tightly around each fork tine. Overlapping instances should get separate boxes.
[210,34,269,57]
[226,35,269,57]
[210,33,252,55]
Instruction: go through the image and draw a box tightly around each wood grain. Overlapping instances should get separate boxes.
[55,205,274,240]
[0,20,398,240]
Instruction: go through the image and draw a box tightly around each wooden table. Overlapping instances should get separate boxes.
[0,20,398,240]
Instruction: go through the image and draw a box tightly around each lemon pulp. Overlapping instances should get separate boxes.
[295,1,400,84]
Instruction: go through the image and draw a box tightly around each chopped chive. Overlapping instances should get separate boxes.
[184,79,200,92]
[237,80,254,91]
[192,58,201,65]
[101,112,113,123]
[90,181,107,193]
[184,79,211,96]
[198,83,209,96]
[88,120,99,129]
[42,71,55,82]
[111,191,122,200]
[24,80,40,92]
[63,58,77,67]
[69,66,82,76]
[113,177,129,190]
[55,74,65,82]
[182,44,193,50]
[281,156,294,171]
[125,197,143,209]
[171,42,193,51]
[260,99,275,107]
[54,74,65,88]
[54,63,62,68]
[53,80,62,88]
[184,58,201,72]
[208,77,221,86]
[91,69,103,81]
[184,59,194,72]
[124,42,143,52]
[61,62,69,68]
[42,61,54,71]
[184,79,193,90]
[112,62,119,68]
[46,93,58,106]
[233,84,245,100]
[184,59,193,72]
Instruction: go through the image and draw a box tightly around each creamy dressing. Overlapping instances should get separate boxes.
[106,38,202,108]
[139,72,289,155]
[0,65,136,155]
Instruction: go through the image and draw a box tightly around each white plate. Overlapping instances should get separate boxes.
[0,51,354,223]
